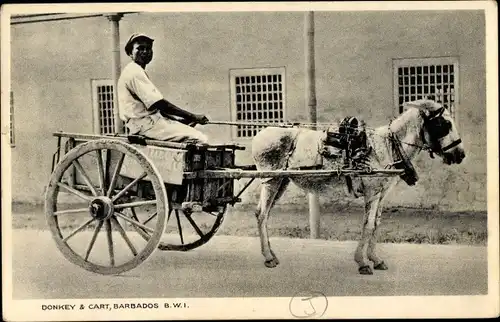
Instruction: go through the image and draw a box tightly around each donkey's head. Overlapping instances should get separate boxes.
[404,99,465,165]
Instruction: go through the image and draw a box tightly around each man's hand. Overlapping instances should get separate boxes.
[193,114,209,125]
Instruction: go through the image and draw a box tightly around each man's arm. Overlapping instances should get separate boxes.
[125,66,209,125]
[150,99,209,124]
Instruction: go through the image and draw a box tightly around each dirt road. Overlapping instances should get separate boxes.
[10,229,487,299]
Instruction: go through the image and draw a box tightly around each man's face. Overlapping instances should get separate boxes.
[129,39,153,66]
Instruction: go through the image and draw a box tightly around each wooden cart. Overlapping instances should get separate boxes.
[45,131,403,275]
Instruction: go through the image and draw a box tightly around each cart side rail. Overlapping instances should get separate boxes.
[52,131,246,151]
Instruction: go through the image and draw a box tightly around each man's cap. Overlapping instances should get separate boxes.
[125,33,154,55]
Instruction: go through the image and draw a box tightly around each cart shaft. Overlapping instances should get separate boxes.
[183,168,404,179]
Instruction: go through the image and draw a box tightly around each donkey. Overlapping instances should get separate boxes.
[251,99,465,275]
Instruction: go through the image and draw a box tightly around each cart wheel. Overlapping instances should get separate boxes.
[129,205,226,251]
[45,139,168,275]
[159,206,226,251]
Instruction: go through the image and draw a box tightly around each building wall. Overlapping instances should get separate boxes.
[10,10,487,210]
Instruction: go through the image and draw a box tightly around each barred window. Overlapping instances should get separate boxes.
[229,67,286,138]
[91,79,120,135]
[393,57,459,116]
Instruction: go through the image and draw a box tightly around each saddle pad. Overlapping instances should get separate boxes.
[287,129,325,169]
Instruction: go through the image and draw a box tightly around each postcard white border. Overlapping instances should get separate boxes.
[2,1,498,320]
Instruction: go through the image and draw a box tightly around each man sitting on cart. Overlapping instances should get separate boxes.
[117,33,210,145]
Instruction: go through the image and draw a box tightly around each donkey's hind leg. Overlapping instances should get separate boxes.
[270,177,290,209]
[254,177,290,268]
[266,177,290,265]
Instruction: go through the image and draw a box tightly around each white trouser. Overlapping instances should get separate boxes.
[126,112,209,145]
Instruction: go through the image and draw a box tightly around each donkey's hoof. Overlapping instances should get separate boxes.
[270,251,280,265]
[374,261,388,270]
[264,258,279,268]
[358,265,373,275]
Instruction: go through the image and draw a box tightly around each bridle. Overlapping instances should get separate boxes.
[382,106,462,186]
[385,106,462,159]
[419,107,462,158]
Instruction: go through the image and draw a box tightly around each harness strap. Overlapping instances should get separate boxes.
[389,132,419,186]
[441,138,462,152]
[282,129,304,171]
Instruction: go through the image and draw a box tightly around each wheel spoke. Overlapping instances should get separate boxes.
[57,182,92,202]
[106,152,125,197]
[72,159,98,196]
[111,216,138,256]
[131,225,151,240]
[95,150,105,195]
[143,212,158,225]
[114,200,157,210]
[54,207,89,216]
[105,219,115,266]
[129,209,152,240]
[115,211,155,233]
[111,172,147,202]
[84,220,104,261]
[184,212,204,237]
[175,210,184,244]
[63,218,96,242]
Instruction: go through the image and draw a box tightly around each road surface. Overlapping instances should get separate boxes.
[10,229,487,299]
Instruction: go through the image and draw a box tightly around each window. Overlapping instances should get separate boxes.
[229,67,286,138]
[393,57,459,116]
[10,91,15,147]
[91,79,122,135]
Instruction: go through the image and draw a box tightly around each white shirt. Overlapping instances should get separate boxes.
[117,61,164,122]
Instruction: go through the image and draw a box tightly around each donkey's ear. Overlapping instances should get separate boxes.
[403,99,428,109]
[403,99,442,112]
[421,99,443,112]
[428,100,443,111]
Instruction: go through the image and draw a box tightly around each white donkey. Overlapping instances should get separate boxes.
[251,99,465,275]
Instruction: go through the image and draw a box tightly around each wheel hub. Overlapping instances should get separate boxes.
[89,197,114,220]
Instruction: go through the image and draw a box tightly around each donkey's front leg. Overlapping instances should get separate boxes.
[354,193,381,275]
[367,205,388,270]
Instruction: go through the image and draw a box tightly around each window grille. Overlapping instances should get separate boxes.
[10,91,15,147]
[91,79,123,135]
[393,57,459,116]
[229,67,286,138]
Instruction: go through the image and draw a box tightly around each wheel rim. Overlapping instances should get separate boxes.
[158,206,226,251]
[44,139,168,275]
[130,205,226,252]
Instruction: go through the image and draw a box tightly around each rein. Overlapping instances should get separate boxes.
[207,109,461,154]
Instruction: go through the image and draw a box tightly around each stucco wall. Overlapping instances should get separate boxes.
[10,10,486,210]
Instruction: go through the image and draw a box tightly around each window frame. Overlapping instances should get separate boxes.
[91,79,117,135]
[229,67,287,140]
[392,57,460,119]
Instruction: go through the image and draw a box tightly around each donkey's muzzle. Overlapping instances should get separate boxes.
[444,147,465,165]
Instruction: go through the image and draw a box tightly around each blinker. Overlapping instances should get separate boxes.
[426,117,452,139]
